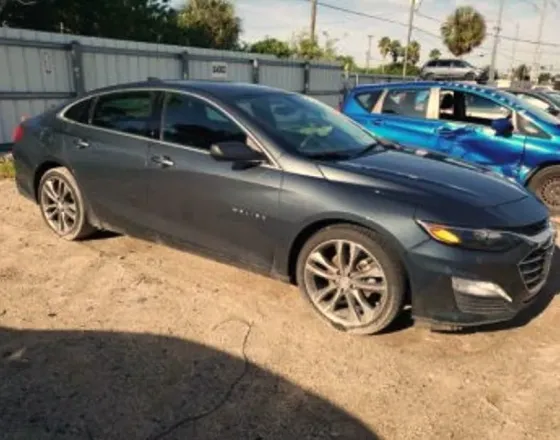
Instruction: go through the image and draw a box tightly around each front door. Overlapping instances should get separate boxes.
[370,87,441,150]
[434,89,526,178]
[146,91,283,270]
[63,90,158,230]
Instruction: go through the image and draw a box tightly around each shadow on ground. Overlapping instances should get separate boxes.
[0,324,379,440]
[441,246,560,335]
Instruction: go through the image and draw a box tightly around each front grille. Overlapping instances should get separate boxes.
[519,239,555,296]
[454,292,512,315]
[501,219,549,236]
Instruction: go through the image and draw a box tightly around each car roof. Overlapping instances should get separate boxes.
[83,79,288,100]
[351,81,523,108]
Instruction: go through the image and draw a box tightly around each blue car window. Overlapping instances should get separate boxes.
[354,90,383,112]
[464,93,510,124]
[381,89,430,118]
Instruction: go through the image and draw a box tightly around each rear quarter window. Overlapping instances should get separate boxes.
[64,99,92,123]
[354,90,383,112]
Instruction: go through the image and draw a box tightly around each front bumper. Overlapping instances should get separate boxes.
[405,228,556,327]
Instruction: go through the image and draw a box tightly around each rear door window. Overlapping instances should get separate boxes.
[91,91,156,137]
[381,89,430,118]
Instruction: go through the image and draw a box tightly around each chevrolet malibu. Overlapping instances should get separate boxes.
[12,80,557,334]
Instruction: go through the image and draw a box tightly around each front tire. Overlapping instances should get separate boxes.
[38,167,96,240]
[464,72,476,81]
[295,225,406,335]
[528,165,560,215]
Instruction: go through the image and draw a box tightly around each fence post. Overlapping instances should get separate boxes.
[251,59,260,84]
[303,62,311,94]
[180,51,189,80]
[69,41,85,96]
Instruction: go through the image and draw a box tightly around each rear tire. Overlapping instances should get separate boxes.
[295,225,406,335]
[38,167,96,241]
[528,166,560,216]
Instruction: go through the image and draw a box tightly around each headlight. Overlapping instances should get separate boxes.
[417,220,521,251]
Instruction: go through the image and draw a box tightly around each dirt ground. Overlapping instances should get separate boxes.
[1,178,559,440]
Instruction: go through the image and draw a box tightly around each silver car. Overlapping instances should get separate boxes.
[420,59,484,82]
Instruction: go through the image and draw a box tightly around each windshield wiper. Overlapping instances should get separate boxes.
[304,151,353,161]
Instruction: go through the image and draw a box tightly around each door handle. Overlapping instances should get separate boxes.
[370,119,384,126]
[151,155,174,168]
[75,139,90,149]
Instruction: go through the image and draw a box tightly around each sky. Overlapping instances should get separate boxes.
[174,0,560,73]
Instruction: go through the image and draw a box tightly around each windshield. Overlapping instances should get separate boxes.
[545,92,560,107]
[232,92,380,158]
[498,90,560,125]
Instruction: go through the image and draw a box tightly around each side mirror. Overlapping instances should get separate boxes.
[548,106,560,116]
[210,141,265,163]
[491,117,514,137]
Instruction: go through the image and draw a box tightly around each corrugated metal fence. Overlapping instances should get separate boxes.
[0,27,344,146]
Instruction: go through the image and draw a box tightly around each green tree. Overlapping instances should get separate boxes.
[514,64,530,81]
[378,36,392,71]
[249,37,292,58]
[441,6,487,57]
[177,0,241,50]
[290,30,339,61]
[406,40,421,65]
[0,0,186,44]
[389,40,402,64]
[429,49,442,60]
[336,55,357,71]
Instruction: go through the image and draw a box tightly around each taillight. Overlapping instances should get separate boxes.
[12,124,24,143]
[12,115,29,144]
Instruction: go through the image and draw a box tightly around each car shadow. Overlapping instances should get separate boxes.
[438,245,560,335]
[0,325,380,440]
[86,230,121,241]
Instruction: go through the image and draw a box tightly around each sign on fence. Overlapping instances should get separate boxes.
[211,62,228,79]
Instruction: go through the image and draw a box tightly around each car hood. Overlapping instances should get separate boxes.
[318,147,529,208]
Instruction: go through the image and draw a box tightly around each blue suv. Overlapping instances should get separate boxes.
[341,81,560,214]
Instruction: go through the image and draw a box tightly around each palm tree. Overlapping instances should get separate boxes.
[177,0,242,50]
[389,40,402,64]
[441,6,486,57]
[378,36,391,73]
[429,49,441,60]
[407,41,421,66]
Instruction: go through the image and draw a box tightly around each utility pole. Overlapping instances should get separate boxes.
[402,0,416,78]
[366,34,373,72]
[310,0,318,43]
[532,0,548,84]
[488,0,506,85]
[509,23,519,79]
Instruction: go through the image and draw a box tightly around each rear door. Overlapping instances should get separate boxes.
[62,90,157,230]
[146,91,283,270]
[367,87,441,150]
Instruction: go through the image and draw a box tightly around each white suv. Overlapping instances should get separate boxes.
[420,59,485,82]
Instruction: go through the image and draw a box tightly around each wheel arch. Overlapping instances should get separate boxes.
[523,161,560,186]
[285,216,408,285]
[33,159,65,202]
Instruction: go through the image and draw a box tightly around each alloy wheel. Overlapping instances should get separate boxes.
[303,239,388,327]
[40,176,79,235]
[540,177,560,209]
